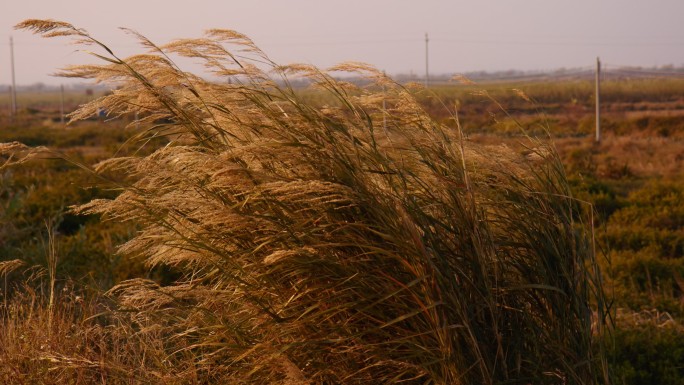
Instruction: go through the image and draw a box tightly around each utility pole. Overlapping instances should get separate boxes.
[382,70,387,132]
[424,33,429,88]
[60,84,65,125]
[595,57,601,143]
[10,36,17,118]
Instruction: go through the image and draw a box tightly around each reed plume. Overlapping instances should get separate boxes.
[13,19,608,385]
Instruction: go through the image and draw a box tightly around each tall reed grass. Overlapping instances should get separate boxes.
[7,19,608,384]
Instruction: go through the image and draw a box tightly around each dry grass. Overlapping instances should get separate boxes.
[0,267,219,384]
[550,134,684,180]
[1,19,610,384]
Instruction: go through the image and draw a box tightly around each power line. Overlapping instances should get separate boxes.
[5,33,684,49]
[432,37,684,47]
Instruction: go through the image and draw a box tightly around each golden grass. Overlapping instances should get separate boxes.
[0,19,610,384]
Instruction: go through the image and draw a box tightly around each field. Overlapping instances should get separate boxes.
[1,28,683,383]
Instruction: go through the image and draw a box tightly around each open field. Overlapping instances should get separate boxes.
[1,70,683,384]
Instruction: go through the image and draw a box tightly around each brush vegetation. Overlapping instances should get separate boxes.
[0,19,609,384]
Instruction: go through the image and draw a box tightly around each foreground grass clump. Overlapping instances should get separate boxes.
[0,263,209,384]
[5,19,608,384]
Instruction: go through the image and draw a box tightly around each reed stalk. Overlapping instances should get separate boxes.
[10,19,609,385]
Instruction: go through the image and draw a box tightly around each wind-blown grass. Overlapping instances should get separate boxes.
[7,19,608,384]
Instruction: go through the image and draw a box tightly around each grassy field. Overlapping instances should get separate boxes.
[2,78,684,384]
[1,21,683,384]
[2,78,684,385]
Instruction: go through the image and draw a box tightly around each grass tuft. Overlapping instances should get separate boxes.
[4,19,609,384]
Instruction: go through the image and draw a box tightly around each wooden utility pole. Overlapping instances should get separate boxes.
[8,87,12,121]
[10,36,17,117]
[382,70,387,132]
[595,57,601,143]
[60,84,65,125]
[424,33,429,88]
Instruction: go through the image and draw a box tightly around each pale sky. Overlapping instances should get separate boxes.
[2,0,683,85]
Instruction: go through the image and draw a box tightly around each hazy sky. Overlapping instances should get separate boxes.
[2,0,683,85]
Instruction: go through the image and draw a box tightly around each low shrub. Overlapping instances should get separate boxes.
[610,320,684,385]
